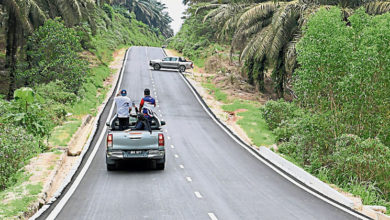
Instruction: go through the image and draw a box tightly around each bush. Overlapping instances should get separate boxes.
[35,81,77,105]
[278,113,335,173]
[261,100,303,131]
[0,124,40,190]
[330,134,390,198]
[19,19,88,94]
[295,7,390,145]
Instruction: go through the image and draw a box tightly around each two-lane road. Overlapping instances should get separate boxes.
[39,47,359,220]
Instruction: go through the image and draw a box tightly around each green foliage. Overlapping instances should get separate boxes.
[89,5,161,64]
[19,19,88,94]
[2,89,53,139]
[0,124,40,190]
[14,88,35,104]
[262,98,390,207]
[330,135,390,197]
[295,7,390,145]
[261,100,303,131]
[169,6,218,66]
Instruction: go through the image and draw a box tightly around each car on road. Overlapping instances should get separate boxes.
[149,56,193,72]
[105,114,166,170]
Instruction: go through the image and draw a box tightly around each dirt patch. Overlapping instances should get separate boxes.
[227,109,248,123]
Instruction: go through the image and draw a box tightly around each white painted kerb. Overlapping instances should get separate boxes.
[258,146,354,208]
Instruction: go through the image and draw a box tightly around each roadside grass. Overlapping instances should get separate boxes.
[202,82,229,103]
[49,119,82,147]
[70,65,112,116]
[193,57,205,68]
[222,100,275,147]
[198,75,275,147]
[0,171,42,219]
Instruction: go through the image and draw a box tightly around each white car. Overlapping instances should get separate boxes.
[149,56,193,72]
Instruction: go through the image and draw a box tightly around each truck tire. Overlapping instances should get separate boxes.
[156,162,165,170]
[107,163,117,171]
[179,65,186,73]
[153,64,161,70]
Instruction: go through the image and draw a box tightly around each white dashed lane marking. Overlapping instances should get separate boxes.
[167,136,171,140]
[186,177,192,182]
[179,165,184,169]
[174,154,179,158]
[194,191,203,198]
[170,145,174,149]
[208,213,218,220]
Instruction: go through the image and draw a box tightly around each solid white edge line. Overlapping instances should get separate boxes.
[208,213,218,220]
[194,191,203,198]
[176,57,368,220]
[45,48,131,220]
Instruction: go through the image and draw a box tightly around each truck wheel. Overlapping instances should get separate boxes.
[179,65,186,73]
[156,162,165,170]
[153,64,161,70]
[107,163,117,171]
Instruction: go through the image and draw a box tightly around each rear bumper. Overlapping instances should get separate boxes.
[106,149,165,164]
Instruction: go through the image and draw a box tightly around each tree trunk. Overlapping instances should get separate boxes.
[6,7,18,100]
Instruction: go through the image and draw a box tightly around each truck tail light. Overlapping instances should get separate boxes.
[107,134,113,148]
[191,62,193,68]
[158,133,164,146]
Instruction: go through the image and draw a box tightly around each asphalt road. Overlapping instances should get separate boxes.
[41,47,359,220]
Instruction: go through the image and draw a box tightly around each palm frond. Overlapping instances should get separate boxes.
[237,2,276,28]
[364,1,390,15]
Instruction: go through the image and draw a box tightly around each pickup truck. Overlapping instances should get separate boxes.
[105,114,166,171]
[149,56,193,72]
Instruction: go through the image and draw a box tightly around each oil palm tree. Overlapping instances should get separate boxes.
[119,0,173,37]
[200,0,390,97]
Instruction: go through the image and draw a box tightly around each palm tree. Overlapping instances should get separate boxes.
[2,0,47,99]
[199,0,390,97]
[118,0,173,37]
[1,0,100,98]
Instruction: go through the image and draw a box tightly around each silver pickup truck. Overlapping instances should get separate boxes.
[105,115,166,170]
[149,56,193,72]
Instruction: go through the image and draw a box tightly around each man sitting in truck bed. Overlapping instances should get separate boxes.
[134,88,156,131]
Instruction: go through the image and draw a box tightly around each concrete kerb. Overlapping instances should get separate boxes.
[162,48,370,219]
[29,47,131,220]
[258,146,354,207]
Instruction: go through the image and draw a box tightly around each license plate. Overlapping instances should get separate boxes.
[123,150,146,158]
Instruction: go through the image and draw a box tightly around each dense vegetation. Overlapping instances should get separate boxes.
[173,0,390,211]
[262,7,390,210]
[0,3,162,190]
[172,0,390,97]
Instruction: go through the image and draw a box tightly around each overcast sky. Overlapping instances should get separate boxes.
[159,0,187,34]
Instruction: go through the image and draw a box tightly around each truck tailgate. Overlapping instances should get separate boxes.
[112,131,159,150]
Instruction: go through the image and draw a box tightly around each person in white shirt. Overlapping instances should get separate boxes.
[114,89,132,130]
